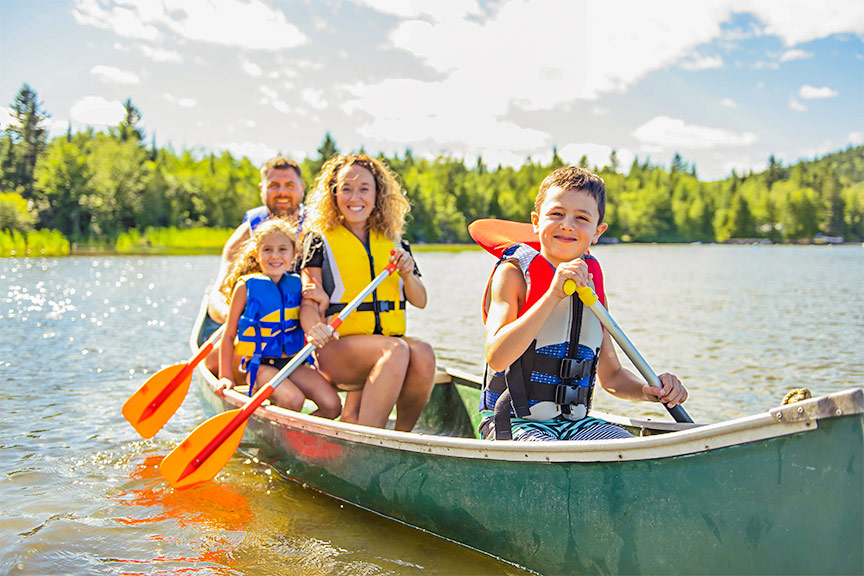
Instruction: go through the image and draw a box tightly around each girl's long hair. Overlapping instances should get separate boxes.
[219,218,296,299]
[303,154,410,242]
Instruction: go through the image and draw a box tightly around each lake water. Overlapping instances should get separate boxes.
[2,245,862,575]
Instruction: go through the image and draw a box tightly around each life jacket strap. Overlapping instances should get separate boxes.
[326,300,405,316]
[531,355,594,382]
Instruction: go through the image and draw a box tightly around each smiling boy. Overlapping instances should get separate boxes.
[480,166,687,441]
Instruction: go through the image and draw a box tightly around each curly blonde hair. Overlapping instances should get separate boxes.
[304,154,410,242]
[220,218,296,299]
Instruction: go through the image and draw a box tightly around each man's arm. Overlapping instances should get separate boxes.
[207,222,251,324]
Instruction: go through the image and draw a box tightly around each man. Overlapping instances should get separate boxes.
[207,156,306,324]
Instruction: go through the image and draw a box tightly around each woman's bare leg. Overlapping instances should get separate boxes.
[395,337,437,432]
[315,335,407,429]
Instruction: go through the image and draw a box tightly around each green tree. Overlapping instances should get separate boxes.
[5,84,50,199]
[113,98,144,143]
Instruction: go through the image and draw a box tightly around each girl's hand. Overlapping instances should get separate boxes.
[643,373,688,408]
[551,259,591,298]
[216,377,234,397]
[390,248,415,277]
[306,322,338,348]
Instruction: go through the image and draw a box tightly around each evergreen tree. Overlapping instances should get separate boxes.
[5,84,50,199]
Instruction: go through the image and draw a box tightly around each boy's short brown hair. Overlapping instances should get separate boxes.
[535,166,606,223]
[260,156,302,181]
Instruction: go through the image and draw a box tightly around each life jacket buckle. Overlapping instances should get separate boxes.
[558,357,591,381]
[373,300,395,312]
[554,384,590,406]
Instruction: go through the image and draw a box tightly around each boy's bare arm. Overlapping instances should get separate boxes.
[485,263,560,372]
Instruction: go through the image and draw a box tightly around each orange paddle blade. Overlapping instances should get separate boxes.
[159,409,247,490]
[468,219,540,257]
[122,363,193,439]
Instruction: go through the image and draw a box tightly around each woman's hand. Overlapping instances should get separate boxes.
[390,248,415,277]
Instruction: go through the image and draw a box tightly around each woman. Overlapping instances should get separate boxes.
[299,154,436,430]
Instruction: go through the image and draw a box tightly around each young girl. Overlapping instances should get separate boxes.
[217,218,341,419]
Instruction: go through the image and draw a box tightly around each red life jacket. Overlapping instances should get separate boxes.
[469,219,607,439]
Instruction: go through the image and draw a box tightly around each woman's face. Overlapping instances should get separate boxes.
[335,163,376,230]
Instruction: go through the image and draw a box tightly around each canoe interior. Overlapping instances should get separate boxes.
[194,311,691,439]
[192,300,864,575]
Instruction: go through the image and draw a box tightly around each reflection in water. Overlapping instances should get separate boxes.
[1,249,861,575]
[108,454,250,574]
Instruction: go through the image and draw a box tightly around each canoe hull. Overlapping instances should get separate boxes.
[195,373,863,575]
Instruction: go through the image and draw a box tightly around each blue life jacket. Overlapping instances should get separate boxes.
[242,205,270,232]
[242,205,306,235]
[235,273,305,393]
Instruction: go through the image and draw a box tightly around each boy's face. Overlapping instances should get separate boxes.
[531,186,608,266]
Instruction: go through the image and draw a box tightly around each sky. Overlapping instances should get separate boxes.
[1,0,862,181]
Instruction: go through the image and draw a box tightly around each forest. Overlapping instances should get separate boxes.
[2,83,863,256]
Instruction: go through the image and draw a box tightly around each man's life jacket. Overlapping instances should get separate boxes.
[234,273,304,392]
[243,204,306,235]
[318,226,406,337]
[469,220,606,440]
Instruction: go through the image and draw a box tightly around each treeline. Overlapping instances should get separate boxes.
[2,83,863,248]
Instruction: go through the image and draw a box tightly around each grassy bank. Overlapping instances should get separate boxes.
[0,229,70,257]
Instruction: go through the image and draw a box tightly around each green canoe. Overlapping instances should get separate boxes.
[191,302,863,576]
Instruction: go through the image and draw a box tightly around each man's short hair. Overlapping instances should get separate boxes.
[260,156,302,181]
[535,166,606,223]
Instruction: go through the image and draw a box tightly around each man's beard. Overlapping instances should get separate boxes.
[267,197,296,217]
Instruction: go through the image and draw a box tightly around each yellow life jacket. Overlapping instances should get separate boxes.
[320,226,406,336]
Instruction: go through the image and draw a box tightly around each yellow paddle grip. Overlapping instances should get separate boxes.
[562,279,598,306]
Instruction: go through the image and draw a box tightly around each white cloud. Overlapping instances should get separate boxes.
[348,0,482,23]
[799,84,838,99]
[242,61,263,77]
[302,88,328,111]
[138,44,183,62]
[222,141,278,165]
[0,108,13,130]
[719,97,738,108]
[780,48,812,62]
[69,96,126,127]
[90,65,140,84]
[789,98,807,112]
[74,0,307,50]
[632,116,758,149]
[164,93,197,107]
[258,87,293,114]
[73,0,160,40]
[742,1,864,46]
[680,55,723,71]
[850,131,863,145]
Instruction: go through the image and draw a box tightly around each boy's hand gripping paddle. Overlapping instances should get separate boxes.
[123,325,225,439]
[159,262,398,489]
[563,279,693,423]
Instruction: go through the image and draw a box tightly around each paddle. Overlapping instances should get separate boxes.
[564,279,694,424]
[160,262,398,489]
[123,325,225,439]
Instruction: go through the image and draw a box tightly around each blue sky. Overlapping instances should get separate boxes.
[1,0,862,180]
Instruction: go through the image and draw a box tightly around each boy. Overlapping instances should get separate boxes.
[480,166,687,441]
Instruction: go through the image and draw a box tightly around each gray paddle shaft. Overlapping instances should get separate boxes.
[267,265,395,391]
